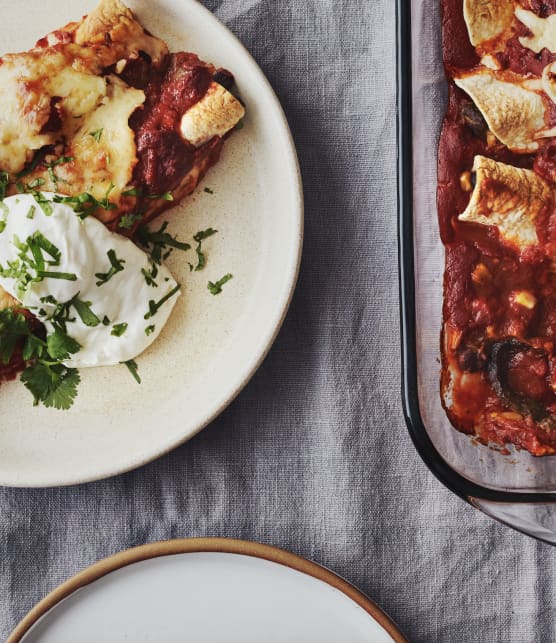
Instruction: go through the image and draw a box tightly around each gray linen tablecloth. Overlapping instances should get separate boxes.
[1,1,554,641]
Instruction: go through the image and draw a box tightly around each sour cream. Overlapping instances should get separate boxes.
[0,193,180,367]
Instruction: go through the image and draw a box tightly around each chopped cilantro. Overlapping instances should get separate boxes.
[193,228,218,270]
[147,192,173,201]
[0,171,9,200]
[27,178,45,189]
[102,315,110,326]
[31,191,53,216]
[53,190,116,219]
[123,359,141,384]
[71,296,101,327]
[26,205,36,219]
[89,128,103,142]
[36,270,77,281]
[136,221,191,264]
[118,213,142,230]
[95,249,126,286]
[145,324,155,336]
[141,261,158,287]
[207,273,233,295]
[144,284,180,319]
[111,322,128,337]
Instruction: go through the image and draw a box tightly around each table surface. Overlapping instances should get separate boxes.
[1,2,553,642]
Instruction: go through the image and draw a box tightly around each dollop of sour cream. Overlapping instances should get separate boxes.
[0,193,180,367]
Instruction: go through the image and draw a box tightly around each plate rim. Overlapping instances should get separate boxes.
[1,0,304,487]
[7,537,407,643]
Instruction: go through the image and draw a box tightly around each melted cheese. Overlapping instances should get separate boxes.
[24,77,144,207]
[454,71,547,152]
[459,156,552,250]
[0,50,108,173]
[516,8,556,54]
[463,0,514,47]
[180,82,245,147]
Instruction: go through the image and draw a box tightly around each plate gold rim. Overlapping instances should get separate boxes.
[8,537,407,643]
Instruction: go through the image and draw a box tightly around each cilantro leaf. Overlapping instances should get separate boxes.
[207,273,233,295]
[95,249,126,286]
[46,328,81,360]
[71,296,101,327]
[111,322,128,337]
[136,222,190,264]
[118,213,142,230]
[89,128,103,142]
[21,362,80,410]
[123,359,141,384]
[193,228,217,270]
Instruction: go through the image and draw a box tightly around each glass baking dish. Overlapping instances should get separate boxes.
[397,0,556,544]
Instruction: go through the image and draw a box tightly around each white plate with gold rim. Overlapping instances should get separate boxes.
[8,539,407,643]
[0,0,303,486]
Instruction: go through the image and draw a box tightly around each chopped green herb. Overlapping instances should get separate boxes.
[144,284,180,319]
[95,249,126,286]
[71,296,101,327]
[43,156,73,189]
[203,187,214,194]
[147,192,173,201]
[31,191,54,216]
[53,190,116,219]
[102,315,110,326]
[111,322,128,337]
[141,261,158,287]
[145,324,155,336]
[123,359,141,384]
[15,154,41,179]
[193,228,217,270]
[207,273,233,295]
[27,177,45,189]
[0,222,6,234]
[122,187,142,197]
[26,205,36,219]
[136,221,191,264]
[0,171,9,200]
[36,270,77,281]
[46,328,81,360]
[118,213,142,230]
[89,128,103,142]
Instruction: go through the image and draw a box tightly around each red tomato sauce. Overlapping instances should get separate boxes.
[439,0,556,455]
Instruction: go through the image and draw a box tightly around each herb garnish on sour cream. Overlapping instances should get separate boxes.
[0,193,181,408]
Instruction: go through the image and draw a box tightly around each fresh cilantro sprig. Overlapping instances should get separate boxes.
[0,308,81,409]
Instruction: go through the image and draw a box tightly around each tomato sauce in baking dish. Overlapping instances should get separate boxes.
[438,0,556,455]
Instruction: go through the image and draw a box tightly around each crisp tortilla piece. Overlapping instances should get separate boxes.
[459,155,552,251]
[454,71,548,153]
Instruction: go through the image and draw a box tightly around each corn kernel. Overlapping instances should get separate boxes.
[512,290,536,309]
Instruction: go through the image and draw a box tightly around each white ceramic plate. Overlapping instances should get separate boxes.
[0,0,303,486]
[8,539,406,643]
